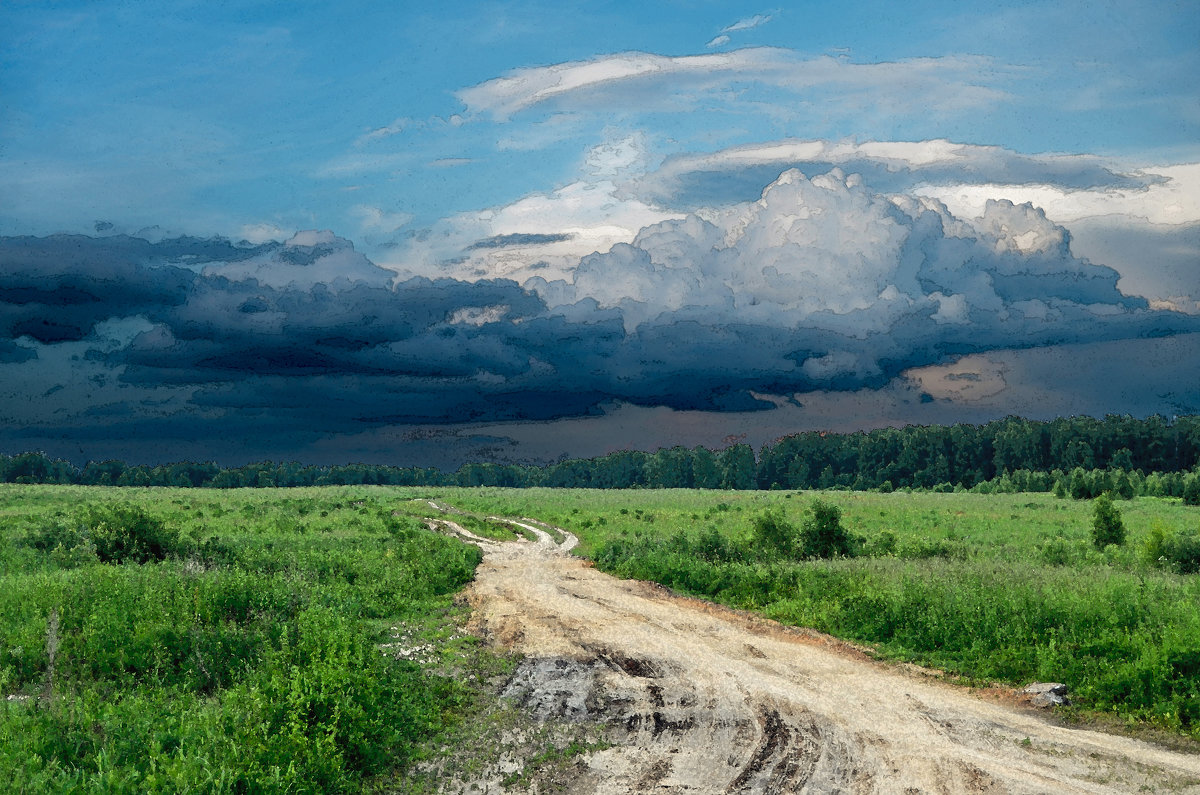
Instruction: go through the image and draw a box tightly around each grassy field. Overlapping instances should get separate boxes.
[2,485,1198,791]
[0,485,508,792]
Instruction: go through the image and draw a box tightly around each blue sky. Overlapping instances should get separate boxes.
[1,1,1199,466]
[4,0,1197,244]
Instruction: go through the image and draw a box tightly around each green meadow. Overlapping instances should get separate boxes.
[0,486,499,793]
[1,485,1198,792]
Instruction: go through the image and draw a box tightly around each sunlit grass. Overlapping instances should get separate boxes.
[0,484,483,792]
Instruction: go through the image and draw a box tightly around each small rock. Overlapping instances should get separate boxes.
[1023,682,1069,707]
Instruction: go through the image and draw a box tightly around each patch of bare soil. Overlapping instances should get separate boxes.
[438,515,1200,794]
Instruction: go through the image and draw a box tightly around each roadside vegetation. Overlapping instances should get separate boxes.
[0,486,498,792]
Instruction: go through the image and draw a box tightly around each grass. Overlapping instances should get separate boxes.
[3,483,1198,791]
[0,485,493,792]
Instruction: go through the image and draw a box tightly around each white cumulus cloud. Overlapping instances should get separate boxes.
[523,168,1185,393]
[239,222,290,244]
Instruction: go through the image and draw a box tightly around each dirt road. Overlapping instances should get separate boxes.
[432,512,1200,794]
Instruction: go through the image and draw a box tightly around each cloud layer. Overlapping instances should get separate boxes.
[630,139,1161,209]
[2,166,1196,463]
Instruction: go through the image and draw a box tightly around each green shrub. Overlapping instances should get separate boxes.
[1113,471,1135,500]
[236,605,465,788]
[21,517,89,556]
[88,503,180,564]
[1038,535,1087,567]
[694,525,742,562]
[750,508,796,557]
[20,505,182,567]
[798,499,853,559]
[1144,524,1200,574]
[1091,493,1126,549]
[750,501,854,560]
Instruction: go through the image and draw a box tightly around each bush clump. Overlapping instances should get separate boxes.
[799,499,853,559]
[750,508,797,557]
[1184,474,1200,506]
[88,503,180,563]
[21,503,180,565]
[750,500,854,560]
[1144,524,1200,574]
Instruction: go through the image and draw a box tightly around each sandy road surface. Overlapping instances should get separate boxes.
[431,511,1200,794]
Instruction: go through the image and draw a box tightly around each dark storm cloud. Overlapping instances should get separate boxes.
[0,234,276,343]
[121,276,546,380]
[1,167,1197,456]
[0,339,36,363]
[468,232,574,249]
[1069,218,1200,312]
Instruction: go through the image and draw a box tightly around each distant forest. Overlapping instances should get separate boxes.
[3,415,1200,502]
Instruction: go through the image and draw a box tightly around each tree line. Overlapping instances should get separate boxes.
[3,414,1199,499]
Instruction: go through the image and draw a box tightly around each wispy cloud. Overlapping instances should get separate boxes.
[457,48,1010,121]
[315,152,414,179]
[352,115,465,148]
[722,14,772,33]
[429,157,475,168]
[706,35,730,49]
[356,117,414,146]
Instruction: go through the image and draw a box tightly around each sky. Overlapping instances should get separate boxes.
[1,0,1199,467]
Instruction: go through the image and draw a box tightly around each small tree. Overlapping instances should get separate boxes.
[799,499,853,558]
[1091,492,1126,549]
